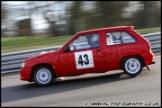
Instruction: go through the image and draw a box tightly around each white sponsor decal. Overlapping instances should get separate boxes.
[75,50,94,69]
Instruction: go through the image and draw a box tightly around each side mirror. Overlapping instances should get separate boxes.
[64,46,70,52]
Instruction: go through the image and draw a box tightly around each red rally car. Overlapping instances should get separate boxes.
[20,26,155,86]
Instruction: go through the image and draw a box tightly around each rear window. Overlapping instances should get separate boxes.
[106,31,137,45]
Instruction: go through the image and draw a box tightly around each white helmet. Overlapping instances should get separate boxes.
[106,33,111,37]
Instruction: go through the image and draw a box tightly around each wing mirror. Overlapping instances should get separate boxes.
[64,46,70,52]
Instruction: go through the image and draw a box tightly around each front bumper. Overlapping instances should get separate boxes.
[19,67,32,81]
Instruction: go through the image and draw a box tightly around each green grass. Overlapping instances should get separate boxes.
[2,35,73,53]
[1,27,161,53]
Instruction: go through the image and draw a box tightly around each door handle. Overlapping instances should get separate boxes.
[96,49,101,52]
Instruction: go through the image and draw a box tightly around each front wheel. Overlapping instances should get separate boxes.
[122,56,143,77]
[33,66,54,86]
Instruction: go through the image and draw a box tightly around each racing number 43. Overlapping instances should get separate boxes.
[75,50,94,69]
[78,54,89,65]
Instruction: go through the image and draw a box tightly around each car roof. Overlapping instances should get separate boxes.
[76,26,134,35]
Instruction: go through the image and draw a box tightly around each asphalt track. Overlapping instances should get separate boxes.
[1,56,161,107]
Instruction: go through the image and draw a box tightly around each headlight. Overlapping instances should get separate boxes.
[21,62,25,68]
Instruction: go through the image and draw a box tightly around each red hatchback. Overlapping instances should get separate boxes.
[20,26,155,86]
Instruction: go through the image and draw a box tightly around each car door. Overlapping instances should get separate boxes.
[59,32,105,76]
[103,31,120,70]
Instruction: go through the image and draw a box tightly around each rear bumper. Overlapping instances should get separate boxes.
[147,61,155,65]
[142,52,155,65]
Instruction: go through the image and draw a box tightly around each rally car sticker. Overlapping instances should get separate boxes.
[74,50,94,69]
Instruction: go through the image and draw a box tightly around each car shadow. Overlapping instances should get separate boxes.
[2,72,133,103]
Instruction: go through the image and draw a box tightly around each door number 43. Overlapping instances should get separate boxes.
[78,54,89,65]
[75,50,94,69]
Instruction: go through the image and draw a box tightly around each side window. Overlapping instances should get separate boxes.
[122,31,136,43]
[106,31,137,45]
[69,33,100,51]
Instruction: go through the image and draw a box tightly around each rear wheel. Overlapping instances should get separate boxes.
[33,66,54,86]
[122,56,143,77]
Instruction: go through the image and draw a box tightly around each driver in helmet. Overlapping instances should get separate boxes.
[87,34,99,48]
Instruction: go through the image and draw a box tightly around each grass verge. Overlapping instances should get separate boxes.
[2,27,161,53]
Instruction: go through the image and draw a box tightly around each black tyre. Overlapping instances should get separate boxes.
[122,56,143,77]
[33,66,54,86]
